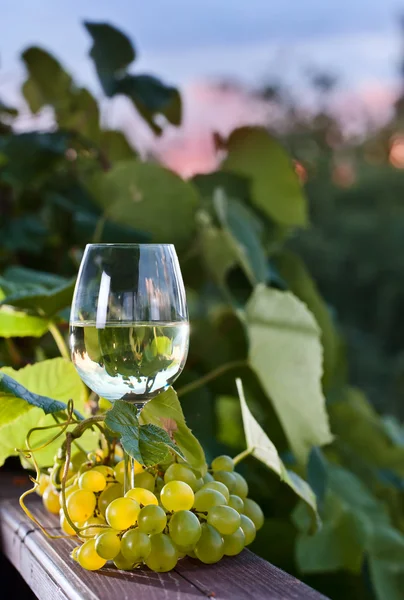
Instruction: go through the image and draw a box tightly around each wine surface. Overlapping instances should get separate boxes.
[70,321,189,401]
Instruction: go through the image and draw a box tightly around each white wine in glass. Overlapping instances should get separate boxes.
[69,243,189,488]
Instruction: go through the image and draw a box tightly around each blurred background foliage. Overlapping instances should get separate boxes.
[2,20,404,600]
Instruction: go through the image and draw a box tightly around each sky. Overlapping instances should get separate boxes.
[1,0,403,173]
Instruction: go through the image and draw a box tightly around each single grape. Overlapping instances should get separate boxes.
[121,529,151,562]
[164,463,197,489]
[228,495,244,513]
[77,539,107,571]
[145,533,178,572]
[193,488,227,512]
[80,516,106,538]
[134,471,155,492]
[67,490,96,523]
[114,460,127,485]
[70,451,87,472]
[213,471,236,493]
[240,514,256,545]
[194,523,224,564]
[113,551,134,571]
[79,470,106,493]
[187,549,197,559]
[93,465,115,478]
[169,510,201,547]
[138,505,167,534]
[207,505,241,535]
[232,472,249,498]
[160,481,194,512]
[106,497,140,530]
[36,473,50,496]
[211,455,234,472]
[98,483,123,517]
[201,481,230,502]
[243,498,264,530]
[222,527,245,556]
[125,487,158,506]
[64,483,79,499]
[194,477,204,491]
[202,472,214,484]
[95,530,121,560]
[43,486,60,514]
[60,512,76,535]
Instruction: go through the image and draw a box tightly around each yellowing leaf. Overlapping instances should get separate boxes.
[0,306,49,338]
[245,285,333,463]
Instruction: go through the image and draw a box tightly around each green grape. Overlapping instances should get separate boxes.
[36,473,50,497]
[211,455,234,472]
[187,549,197,558]
[67,490,96,522]
[80,516,106,538]
[243,498,264,530]
[164,463,197,489]
[232,472,249,498]
[169,510,201,547]
[240,514,256,545]
[194,523,224,564]
[77,539,107,571]
[79,470,106,493]
[114,460,127,485]
[64,482,79,499]
[222,527,245,556]
[70,546,79,561]
[202,472,214,484]
[121,529,151,562]
[70,451,88,472]
[98,482,123,517]
[207,505,241,535]
[113,551,134,571]
[193,488,227,512]
[43,486,61,514]
[155,476,165,493]
[95,530,121,559]
[125,487,158,506]
[134,471,155,492]
[213,471,236,493]
[93,465,115,478]
[194,477,204,491]
[145,533,178,572]
[160,481,194,512]
[106,497,140,530]
[228,494,244,513]
[201,481,230,502]
[60,512,76,535]
[138,505,167,534]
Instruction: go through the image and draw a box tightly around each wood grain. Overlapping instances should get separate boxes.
[0,474,329,600]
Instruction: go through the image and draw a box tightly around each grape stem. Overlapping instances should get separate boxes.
[176,360,248,397]
[48,321,70,360]
[233,447,254,466]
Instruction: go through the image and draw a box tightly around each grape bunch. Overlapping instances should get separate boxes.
[37,452,264,573]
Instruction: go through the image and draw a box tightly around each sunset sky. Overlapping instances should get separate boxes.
[1,0,403,173]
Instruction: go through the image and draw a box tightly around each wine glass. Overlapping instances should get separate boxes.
[69,243,189,488]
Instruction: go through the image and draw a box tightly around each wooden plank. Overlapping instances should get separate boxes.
[176,552,329,600]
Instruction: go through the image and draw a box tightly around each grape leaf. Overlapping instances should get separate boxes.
[237,378,319,530]
[245,285,333,463]
[0,359,88,466]
[140,387,207,476]
[0,305,49,338]
[105,400,185,467]
[222,126,307,227]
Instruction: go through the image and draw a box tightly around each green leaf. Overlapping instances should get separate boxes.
[0,306,49,338]
[84,21,135,96]
[89,160,200,249]
[57,87,100,142]
[222,127,308,227]
[0,359,88,466]
[100,129,137,162]
[236,378,319,528]
[105,400,184,466]
[245,285,333,463]
[0,266,75,317]
[214,189,268,286]
[140,387,207,476]
[116,74,182,133]
[273,251,340,391]
[21,47,72,110]
[198,219,237,288]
